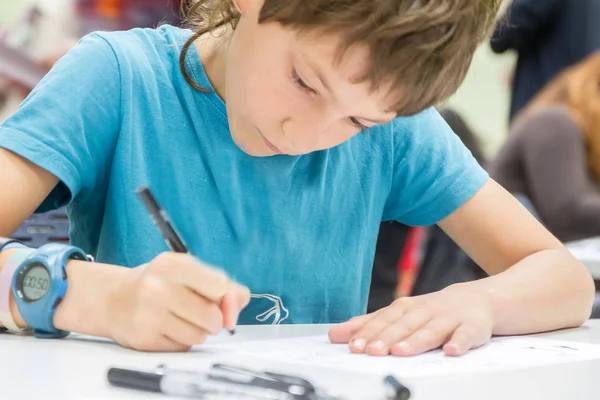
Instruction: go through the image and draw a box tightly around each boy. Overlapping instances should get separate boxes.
[0,0,594,356]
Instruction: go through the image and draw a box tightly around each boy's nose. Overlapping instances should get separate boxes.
[281,114,332,153]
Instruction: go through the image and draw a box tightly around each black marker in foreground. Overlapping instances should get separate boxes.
[107,364,329,399]
[384,375,411,400]
[136,186,236,335]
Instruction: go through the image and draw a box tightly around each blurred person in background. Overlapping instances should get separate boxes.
[368,220,410,312]
[490,51,600,243]
[1,0,182,99]
[491,0,600,122]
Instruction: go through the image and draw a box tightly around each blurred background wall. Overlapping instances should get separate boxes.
[446,46,516,158]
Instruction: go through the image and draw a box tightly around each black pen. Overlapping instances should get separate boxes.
[136,186,188,253]
[136,186,236,335]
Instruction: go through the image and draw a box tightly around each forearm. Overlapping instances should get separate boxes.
[0,248,129,338]
[469,248,595,335]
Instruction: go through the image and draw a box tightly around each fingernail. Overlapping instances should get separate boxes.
[352,338,366,351]
[445,343,460,355]
[367,340,385,351]
[393,341,412,354]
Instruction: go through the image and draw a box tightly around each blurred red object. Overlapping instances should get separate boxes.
[77,0,182,32]
[96,0,122,18]
[396,227,425,297]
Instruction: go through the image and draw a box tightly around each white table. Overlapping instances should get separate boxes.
[2,322,600,400]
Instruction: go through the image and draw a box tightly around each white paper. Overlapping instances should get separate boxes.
[204,335,600,377]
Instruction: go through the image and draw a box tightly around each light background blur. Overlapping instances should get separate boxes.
[0,0,517,158]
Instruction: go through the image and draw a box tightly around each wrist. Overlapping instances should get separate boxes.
[104,265,139,344]
[53,259,131,339]
[453,278,508,333]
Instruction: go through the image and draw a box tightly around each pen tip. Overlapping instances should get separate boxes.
[229,329,236,335]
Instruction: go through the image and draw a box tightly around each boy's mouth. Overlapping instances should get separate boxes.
[257,128,283,154]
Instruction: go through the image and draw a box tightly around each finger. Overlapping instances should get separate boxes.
[391,317,460,356]
[348,306,408,353]
[220,282,251,330]
[155,253,229,301]
[234,283,251,309]
[167,286,224,335]
[443,323,490,357]
[162,312,210,347]
[328,312,378,344]
[221,291,239,331]
[365,310,432,356]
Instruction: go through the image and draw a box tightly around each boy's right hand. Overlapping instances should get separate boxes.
[107,252,250,352]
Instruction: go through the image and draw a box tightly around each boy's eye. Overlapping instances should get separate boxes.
[292,69,316,94]
[349,117,367,131]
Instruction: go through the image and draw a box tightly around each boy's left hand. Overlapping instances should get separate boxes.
[328,283,494,357]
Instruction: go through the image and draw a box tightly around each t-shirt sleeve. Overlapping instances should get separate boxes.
[382,108,488,226]
[0,33,121,212]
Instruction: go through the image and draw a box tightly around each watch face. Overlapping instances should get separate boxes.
[19,263,50,302]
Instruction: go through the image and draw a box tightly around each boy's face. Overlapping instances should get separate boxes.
[224,0,397,157]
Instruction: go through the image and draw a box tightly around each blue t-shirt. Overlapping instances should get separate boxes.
[0,25,487,325]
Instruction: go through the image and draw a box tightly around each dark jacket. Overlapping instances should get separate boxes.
[491,0,600,121]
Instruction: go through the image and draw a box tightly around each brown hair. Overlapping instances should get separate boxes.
[520,51,600,181]
[179,0,501,116]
